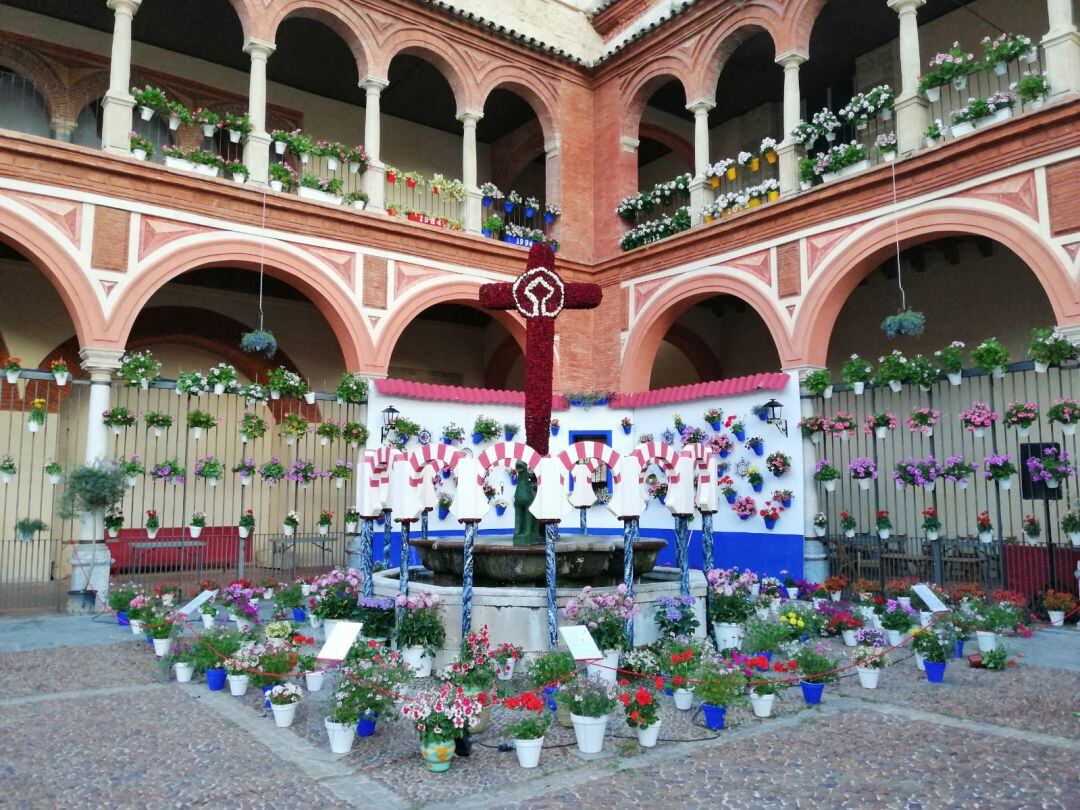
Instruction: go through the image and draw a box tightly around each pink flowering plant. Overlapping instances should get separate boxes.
[864,412,897,434]
[1003,402,1039,429]
[402,680,481,743]
[393,591,446,656]
[827,412,857,436]
[959,402,999,432]
[1048,399,1080,426]
[848,457,878,480]
[798,415,828,439]
[563,584,638,650]
[707,433,734,456]
[732,495,757,519]
[765,452,791,476]
[308,567,364,620]
[905,407,940,433]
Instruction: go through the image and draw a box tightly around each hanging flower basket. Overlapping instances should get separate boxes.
[881,310,926,339]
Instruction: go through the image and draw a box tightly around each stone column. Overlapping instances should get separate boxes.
[71,347,124,611]
[785,364,829,582]
[242,38,276,186]
[776,51,807,195]
[544,138,561,243]
[100,0,142,155]
[459,109,483,233]
[888,0,928,155]
[686,99,714,224]
[361,76,389,212]
[1043,0,1080,97]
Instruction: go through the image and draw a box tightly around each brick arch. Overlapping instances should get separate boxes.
[637,122,694,171]
[104,234,372,371]
[0,198,105,349]
[792,200,1080,367]
[376,34,477,115]
[477,71,559,146]
[691,19,782,102]
[266,1,373,79]
[622,64,695,134]
[620,271,794,391]
[0,38,66,122]
[780,0,830,57]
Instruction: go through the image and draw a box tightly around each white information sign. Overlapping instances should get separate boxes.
[558,624,603,663]
[911,583,949,613]
[317,621,364,663]
[177,589,215,617]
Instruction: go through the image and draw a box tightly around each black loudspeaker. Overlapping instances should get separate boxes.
[1019,442,1062,501]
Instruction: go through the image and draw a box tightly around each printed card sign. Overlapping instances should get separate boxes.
[912,583,948,613]
[177,589,215,617]
[317,621,364,662]
[559,624,603,663]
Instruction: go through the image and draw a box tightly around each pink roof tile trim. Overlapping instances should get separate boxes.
[609,373,790,407]
[377,372,788,410]
[375,378,568,410]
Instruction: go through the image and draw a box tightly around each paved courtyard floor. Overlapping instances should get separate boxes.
[1,614,1077,809]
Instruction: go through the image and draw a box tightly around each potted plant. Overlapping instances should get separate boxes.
[891,456,943,491]
[875,510,893,540]
[976,510,994,543]
[185,410,216,440]
[1061,507,1080,547]
[905,407,941,437]
[875,131,898,162]
[959,402,999,438]
[707,579,753,650]
[101,406,136,436]
[265,683,302,727]
[503,691,550,767]
[1043,590,1076,627]
[282,510,300,536]
[1048,399,1080,437]
[932,340,965,385]
[765,452,791,479]
[802,369,832,399]
[402,682,481,772]
[759,501,785,530]
[555,675,618,755]
[798,415,827,445]
[233,508,254,540]
[664,638,702,709]
[563,584,637,680]
[14,517,46,542]
[1026,447,1074,490]
[1028,327,1076,372]
[808,459,837,493]
[911,628,948,682]
[695,663,747,730]
[972,337,1009,377]
[880,600,917,645]
[841,354,873,394]
[792,644,838,704]
[394,592,445,677]
[923,118,945,148]
[838,511,857,539]
[268,162,297,192]
[527,650,576,727]
[1016,69,1051,106]
[983,453,1017,491]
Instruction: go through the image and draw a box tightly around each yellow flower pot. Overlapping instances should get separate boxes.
[750,157,760,172]
[722,209,731,219]
[765,151,777,164]
[725,167,736,181]
[768,190,780,202]
[704,214,714,223]
[708,176,720,188]
[420,739,455,772]
[748,197,762,208]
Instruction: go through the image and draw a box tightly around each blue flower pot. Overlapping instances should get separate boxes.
[622,424,632,435]
[442,469,452,479]
[739,513,751,521]
[953,639,965,659]
[781,498,791,508]
[481,228,492,238]
[752,482,763,493]
[482,196,492,208]
[924,660,947,683]
[495,505,506,517]
[543,686,559,711]
[726,493,737,504]
[764,518,776,530]
[356,713,378,737]
[544,212,554,224]
[550,426,559,436]
[438,507,449,520]
[472,432,484,444]
[206,668,227,691]
[262,684,273,708]
[800,680,824,705]
[525,206,536,218]
[701,703,726,730]
[657,494,666,505]
[147,635,153,645]
[292,608,306,623]
[753,444,764,457]
[720,449,730,458]
[442,437,454,445]
[734,430,745,441]
[117,611,130,627]
[708,421,721,431]
[757,412,769,422]
[504,429,516,441]
[509,474,517,485]
[504,200,514,213]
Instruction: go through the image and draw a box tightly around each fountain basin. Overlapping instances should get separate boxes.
[409,535,667,586]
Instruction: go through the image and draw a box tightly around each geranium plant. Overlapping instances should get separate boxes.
[562,584,637,651]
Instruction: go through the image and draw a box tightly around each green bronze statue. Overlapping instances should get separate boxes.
[511,460,542,545]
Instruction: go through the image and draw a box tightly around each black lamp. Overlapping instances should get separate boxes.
[760,398,787,437]
[380,405,400,442]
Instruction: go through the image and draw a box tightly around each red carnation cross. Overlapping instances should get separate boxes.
[480,244,601,455]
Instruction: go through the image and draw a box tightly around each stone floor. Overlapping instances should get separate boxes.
[1,615,1077,809]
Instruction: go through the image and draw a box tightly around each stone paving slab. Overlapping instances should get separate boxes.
[0,642,156,698]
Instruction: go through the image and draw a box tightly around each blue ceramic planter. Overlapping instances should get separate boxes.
[262,685,273,708]
[764,518,776,530]
[657,494,666,505]
[753,651,773,667]
[292,608,306,623]
[924,660,947,683]
[503,200,514,213]
[543,686,559,711]
[544,212,554,224]
[438,507,450,520]
[739,513,751,521]
[495,505,507,516]
[442,469,452,479]
[726,493,737,504]
[752,445,764,457]
[800,681,824,705]
[701,703,726,730]
[481,228,492,238]
[524,206,536,218]
[472,432,484,444]
[504,429,517,441]
[356,713,378,737]
[482,196,492,208]
[709,421,722,431]
[720,449,730,458]
[953,639,965,659]
[734,430,746,441]
[622,424,632,435]
[117,611,129,627]
[757,412,769,422]
[781,498,792,508]
[206,668,227,690]
[752,482,763,493]
[550,426,559,436]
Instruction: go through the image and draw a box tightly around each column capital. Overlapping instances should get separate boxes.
[685,98,715,115]
[244,38,276,59]
[107,0,142,15]
[1056,323,1080,346]
[619,135,639,153]
[775,50,808,69]
[887,0,926,14]
[544,138,561,157]
[79,347,124,381]
[782,364,829,392]
[360,75,390,93]
[457,109,484,125]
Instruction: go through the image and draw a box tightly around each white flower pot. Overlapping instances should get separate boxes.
[189,526,203,539]
[401,645,432,677]
[107,529,119,539]
[152,427,164,438]
[885,629,905,646]
[874,427,887,440]
[956,480,968,490]
[325,719,355,754]
[174,662,194,683]
[139,106,154,121]
[269,180,284,192]
[821,171,840,183]
[799,180,812,191]
[349,161,363,174]
[858,479,871,491]
[1016,426,1030,438]
[130,619,142,635]
[193,164,220,178]
[1068,532,1080,547]
[824,480,837,493]
[28,421,40,433]
[345,521,358,534]
[228,674,250,696]
[146,528,159,540]
[857,667,880,689]
[713,622,744,651]
[110,425,124,436]
[152,637,173,657]
[304,391,316,405]
[926,530,939,541]
[274,140,287,155]
[228,129,242,144]
[587,649,621,682]
[755,606,770,621]
[951,121,975,138]
[993,60,1008,76]
[240,475,251,487]
[972,428,986,439]
[992,366,1006,379]
[317,525,329,536]
[888,380,902,393]
[271,702,298,728]
[190,427,204,440]
[998,477,1013,491]
[920,611,933,628]
[840,159,871,177]
[811,432,823,445]
[979,531,993,544]
[514,736,544,767]
[878,529,890,540]
[168,114,181,131]
[814,526,826,537]
[673,688,694,711]
[497,658,517,681]
[924,137,941,149]
[821,384,833,399]
[304,671,325,692]
[1061,424,1077,437]
[238,526,250,539]
[236,617,253,632]
[841,629,857,647]
[299,153,310,165]
[48,473,62,485]
[570,714,609,754]
[1045,478,1060,490]
[297,186,341,205]
[309,613,322,629]
[1048,610,1065,627]
[205,477,219,488]
[850,381,865,395]
[200,612,215,628]
[352,200,367,210]
[327,157,340,172]
[786,587,799,599]
[976,631,998,653]
[283,525,295,536]
[749,692,775,717]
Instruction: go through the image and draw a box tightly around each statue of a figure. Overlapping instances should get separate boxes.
[511,460,542,545]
